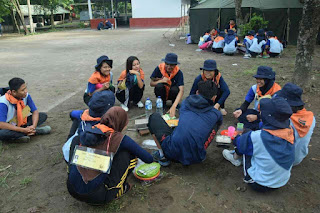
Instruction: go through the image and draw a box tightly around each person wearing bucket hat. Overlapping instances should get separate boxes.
[223,97,295,192]
[223,30,238,55]
[246,29,266,58]
[148,80,222,166]
[150,53,184,117]
[276,83,316,166]
[190,59,230,115]
[83,55,115,106]
[66,107,153,205]
[233,66,281,130]
[243,30,255,58]
[212,31,225,53]
[116,56,145,112]
[62,90,115,162]
[264,31,283,58]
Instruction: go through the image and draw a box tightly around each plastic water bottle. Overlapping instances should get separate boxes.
[156,96,163,115]
[145,98,152,119]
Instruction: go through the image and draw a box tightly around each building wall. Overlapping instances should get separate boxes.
[130,0,190,28]
[132,0,182,18]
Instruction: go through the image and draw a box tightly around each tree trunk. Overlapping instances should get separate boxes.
[293,0,320,89]
[27,0,34,33]
[11,0,29,35]
[11,8,20,33]
[234,0,244,26]
[51,9,54,28]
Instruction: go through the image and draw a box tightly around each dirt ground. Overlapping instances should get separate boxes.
[0,28,319,213]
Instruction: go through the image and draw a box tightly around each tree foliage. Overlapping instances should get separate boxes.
[239,13,268,36]
[0,0,11,22]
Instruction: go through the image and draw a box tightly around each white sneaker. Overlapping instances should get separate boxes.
[243,53,251,59]
[222,149,242,167]
[137,101,144,108]
[220,108,227,116]
[121,104,129,112]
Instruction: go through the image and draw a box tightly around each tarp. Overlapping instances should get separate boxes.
[190,0,304,44]
[19,5,70,16]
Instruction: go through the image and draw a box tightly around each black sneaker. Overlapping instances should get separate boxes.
[36,126,51,135]
[10,136,30,143]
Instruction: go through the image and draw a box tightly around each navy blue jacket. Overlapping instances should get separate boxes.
[162,95,222,165]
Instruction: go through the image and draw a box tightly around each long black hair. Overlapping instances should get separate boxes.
[126,56,140,74]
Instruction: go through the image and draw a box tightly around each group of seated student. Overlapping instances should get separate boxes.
[1,53,315,206]
[222,66,316,192]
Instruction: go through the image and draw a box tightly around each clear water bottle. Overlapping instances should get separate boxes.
[156,96,163,115]
[145,98,152,119]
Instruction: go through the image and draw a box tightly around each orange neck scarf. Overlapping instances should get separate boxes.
[93,123,115,134]
[230,24,235,29]
[201,72,221,86]
[291,108,314,138]
[214,36,224,42]
[264,127,295,144]
[81,109,101,122]
[5,92,27,127]
[256,82,281,98]
[158,63,180,100]
[88,71,110,84]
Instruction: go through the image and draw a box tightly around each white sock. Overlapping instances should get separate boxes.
[159,149,164,158]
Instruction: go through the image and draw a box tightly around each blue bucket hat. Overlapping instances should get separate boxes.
[267,31,275,37]
[260,96,293,129]
[161,53,180,65]
[95,55,113,69]
[88,90,115,117]
[248,30,255,36]
[253,66,275,79]
[276,83,304,107]
[200,59,217,71]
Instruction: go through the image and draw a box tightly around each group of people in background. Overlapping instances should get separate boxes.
[198,19,284,58]
[0,50,315,205]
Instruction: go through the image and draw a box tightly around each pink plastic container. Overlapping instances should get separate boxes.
[228,126,235,138]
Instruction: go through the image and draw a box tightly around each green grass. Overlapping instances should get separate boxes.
[20,177,32,186]
[0,172,11,188]
[243,66,258,76]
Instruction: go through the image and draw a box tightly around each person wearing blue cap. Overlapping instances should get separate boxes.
[190,59,230,115]
[212,31,225,53]
[243,30,255,58]
[223,30,238,55]
[148,80,222,166]
[63,90,115,162]
[223,97,295,192]
[264,31,283,58]
[150,53,184,117]
[233,66,281,130]
[276,83,316,166]
[247,29,266,58]
[67,107,153,204]
[83,55,115,106]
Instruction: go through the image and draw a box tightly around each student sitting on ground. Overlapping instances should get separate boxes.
[190,59,230,115]
[224,19,237,33]
[83,55,115,106]
[233,66,281,130]
[62,90,115,162]
[198,29,211,47]
[210,28,218,40]
[223,97,295,192]
[0,78,51,143]
[67,107,153,205]
[104,20,112,29]
[264,31,283,58]
[212,31,225,53]
[150,53,184,117]
[223,30,238,55]
[116,56,145,112]
[276,83,316,166]
[248,29,266,58]
[148,81,222,166]
[243,30,255,58]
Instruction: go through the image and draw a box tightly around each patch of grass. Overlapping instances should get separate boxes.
[0,172,11,188]
[20,177,32,187]
[132,184,148,201]
[243,67,258,75]
[103,199,124,212]
[51,151,63,166]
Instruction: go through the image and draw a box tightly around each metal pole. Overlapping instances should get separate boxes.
[103,0,106,18]
[88,0,93,20]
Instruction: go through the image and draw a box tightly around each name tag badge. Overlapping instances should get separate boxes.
[71,145,113,174]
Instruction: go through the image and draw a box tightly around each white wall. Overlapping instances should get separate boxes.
[132,0,183,18]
